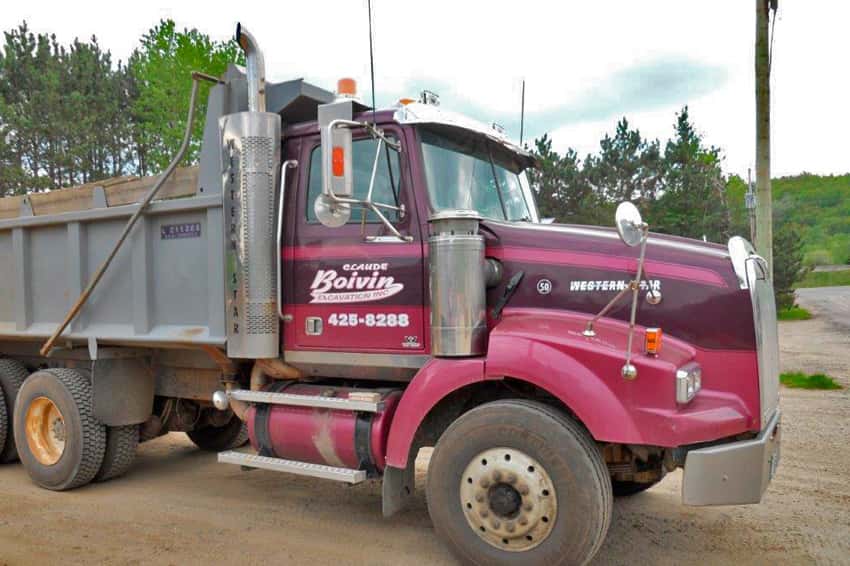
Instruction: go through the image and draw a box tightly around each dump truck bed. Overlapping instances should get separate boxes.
[0,167,226,348]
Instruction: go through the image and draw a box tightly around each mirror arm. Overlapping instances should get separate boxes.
[621,224,650,380]
[366,202,412,242]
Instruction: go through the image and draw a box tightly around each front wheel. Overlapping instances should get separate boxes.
[426,400,612,566]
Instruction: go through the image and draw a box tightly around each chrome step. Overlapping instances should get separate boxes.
[218,451,367,484]
[227,389,383,413]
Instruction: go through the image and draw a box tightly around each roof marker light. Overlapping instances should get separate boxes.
[337,78,357,97]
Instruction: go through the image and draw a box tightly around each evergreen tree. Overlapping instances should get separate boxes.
[127,20,242,175]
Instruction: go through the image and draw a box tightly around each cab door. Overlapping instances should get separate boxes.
[281,125,427,359]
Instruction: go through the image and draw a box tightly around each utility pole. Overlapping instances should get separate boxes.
[755,0,774,273]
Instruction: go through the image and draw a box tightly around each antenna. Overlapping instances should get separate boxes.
[519,79,526,146]
[368,0,377,125]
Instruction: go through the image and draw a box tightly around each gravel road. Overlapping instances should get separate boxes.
[0,289,848,565]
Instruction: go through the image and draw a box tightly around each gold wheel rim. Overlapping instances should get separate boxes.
[25,396,66,466]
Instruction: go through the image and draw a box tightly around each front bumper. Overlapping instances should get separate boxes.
[682,409,781,505]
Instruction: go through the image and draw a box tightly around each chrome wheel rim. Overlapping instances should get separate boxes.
[460,447,557,551]
[25,396,66,466]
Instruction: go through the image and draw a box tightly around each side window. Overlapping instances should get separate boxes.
[307,136,402,223]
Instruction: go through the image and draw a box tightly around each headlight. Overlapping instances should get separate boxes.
[676,363,702,404]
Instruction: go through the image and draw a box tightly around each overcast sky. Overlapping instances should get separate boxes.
[4,1,848,177]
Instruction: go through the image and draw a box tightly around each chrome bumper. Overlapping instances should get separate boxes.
[682,409,781,505]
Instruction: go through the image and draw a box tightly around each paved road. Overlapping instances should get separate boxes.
[797,286,850,331]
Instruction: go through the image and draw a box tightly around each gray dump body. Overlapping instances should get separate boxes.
[0,182,226,348]
[0,68,334,355]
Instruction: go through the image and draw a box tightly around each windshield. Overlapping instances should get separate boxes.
[420,125,534,221]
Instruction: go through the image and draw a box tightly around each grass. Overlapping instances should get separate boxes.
[777,306,812,321]
[780,371,843,390]
[797,269,850,288]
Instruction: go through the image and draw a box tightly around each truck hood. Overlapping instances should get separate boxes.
[481,220,755,351]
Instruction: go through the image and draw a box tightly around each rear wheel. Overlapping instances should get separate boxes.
[0,358,29,463]
[186,414,248,452]
[14,368,106,490]
[94,424,139,482]
[426,400,612,566]
[0,387,7,457]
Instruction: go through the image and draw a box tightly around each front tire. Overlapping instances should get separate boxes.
[13,368,106,490]
[186,415,248,452]
[426,400,612,566]
[0,386,7,458]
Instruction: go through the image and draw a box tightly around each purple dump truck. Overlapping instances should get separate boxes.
[0,25,779,565]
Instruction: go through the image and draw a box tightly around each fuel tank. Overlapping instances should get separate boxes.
[246,383,401,472]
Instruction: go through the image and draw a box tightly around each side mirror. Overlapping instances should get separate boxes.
[615,201,647,247]
[315,121,354,227]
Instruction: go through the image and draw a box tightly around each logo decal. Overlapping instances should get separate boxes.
[309,263,403,303]
[568,279,661,292]
[536,279,553,295]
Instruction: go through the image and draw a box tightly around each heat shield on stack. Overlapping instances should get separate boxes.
[222,111,281,358]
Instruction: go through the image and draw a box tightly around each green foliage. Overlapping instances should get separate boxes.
[128,20,243,175]
[779,372,842,390]
[797,269,850,288]
[529,106,730,241]
[772,221,808,309]
[0,23,131,195]
[0,19,242,195]
[777,306,812,321]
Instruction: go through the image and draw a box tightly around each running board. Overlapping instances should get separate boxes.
[218,451,367,484]
[227,389,383,413]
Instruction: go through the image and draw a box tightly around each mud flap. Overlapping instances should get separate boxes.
[91,356,154,426]
[382,454,416,517]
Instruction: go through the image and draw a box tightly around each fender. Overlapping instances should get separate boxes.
[385,358,485,469]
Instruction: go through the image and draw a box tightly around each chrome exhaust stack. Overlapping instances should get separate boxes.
[221,24,282,359]
[235,23,266,113]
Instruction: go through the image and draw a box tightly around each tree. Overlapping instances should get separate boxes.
[527,134,602,224]
[0,22,132,195]
[772,220,807,310]
[583,117,662,208]
[128,20,242,175]
[651,107,730,242]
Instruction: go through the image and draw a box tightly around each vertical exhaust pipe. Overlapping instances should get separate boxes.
[222,24,281,359]
[235,23,266,112]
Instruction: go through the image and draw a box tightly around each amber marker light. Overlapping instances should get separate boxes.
[337,77,357,97]
[645,327,662,355]
[332,147,345,177]
[398,97,416,106]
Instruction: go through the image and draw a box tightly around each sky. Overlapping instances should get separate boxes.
[3,1,848,178]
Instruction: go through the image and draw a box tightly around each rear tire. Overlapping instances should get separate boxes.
[186,415,248,452]
[0,358,29,463]
[14,368,106,490]
[0,387,7,458]
[94,425,139,482]
[426,399,612,566]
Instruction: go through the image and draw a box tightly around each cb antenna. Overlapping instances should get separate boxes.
[519,79,526,146]
[368,0,377,125]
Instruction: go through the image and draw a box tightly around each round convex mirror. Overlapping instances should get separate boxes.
[314,194,351,228]
[615,202,645,247]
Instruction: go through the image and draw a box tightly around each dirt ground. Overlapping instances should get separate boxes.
[1,289,849,565]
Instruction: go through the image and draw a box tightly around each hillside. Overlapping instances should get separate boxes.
[727,173,850,266]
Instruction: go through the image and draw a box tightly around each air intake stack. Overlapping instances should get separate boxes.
[222,24,282,358]
[428,210,487,356]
